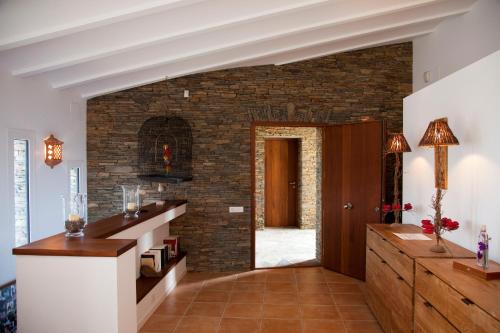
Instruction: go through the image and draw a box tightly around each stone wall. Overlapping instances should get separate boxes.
[87,43,412,271]
[255,126,321,230]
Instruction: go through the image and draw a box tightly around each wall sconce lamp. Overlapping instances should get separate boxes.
[44,134,64,168]
[418,118,459,190]
[386,133,411,224]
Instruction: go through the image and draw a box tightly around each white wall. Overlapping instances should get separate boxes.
[413,0,500,91]
[0,70,86,285]
[403,49,500,262]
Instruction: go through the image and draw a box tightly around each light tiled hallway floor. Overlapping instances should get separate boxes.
[140,267,382,333]
[255,228,318,268]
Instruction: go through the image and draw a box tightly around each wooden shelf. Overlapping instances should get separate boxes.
[138,174,193,183]
[12,200,187,257]
[136,252,187,304]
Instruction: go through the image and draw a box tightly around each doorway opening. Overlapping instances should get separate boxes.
[251,121,384,279]
[253,125,322,268]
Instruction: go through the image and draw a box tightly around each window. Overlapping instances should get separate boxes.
[69,167,81,212]
[67,161,85,218]
[69,167,80,197]
[13,139,30,246]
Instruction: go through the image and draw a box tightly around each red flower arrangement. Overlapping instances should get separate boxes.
[420,189,460,252]
[421,217,460,234]
[383,202,413,224]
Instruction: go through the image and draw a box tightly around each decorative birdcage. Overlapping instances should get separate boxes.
[137,116,193,183]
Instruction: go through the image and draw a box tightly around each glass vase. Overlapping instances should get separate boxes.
[122,185,140,218]
[63,193,87,237]
[477,225,490,269]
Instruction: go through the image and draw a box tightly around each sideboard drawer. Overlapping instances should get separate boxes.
[416,263,500,333]
[366,247,412,333]
[367,228,414,286]
[446,282,500,333]
[366,248,392,333]
[415,263,448,312]
[415,294,459,333]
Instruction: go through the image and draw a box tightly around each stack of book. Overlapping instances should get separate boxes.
[140,244,168,273]
[139,235,180,274]
[164,235,179,259]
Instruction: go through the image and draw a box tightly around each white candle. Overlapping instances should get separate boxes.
[127,202,137,211]
[68,214,80,222]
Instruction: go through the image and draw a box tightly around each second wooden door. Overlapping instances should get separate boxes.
[265,139,299,228]
[322,121,383,280]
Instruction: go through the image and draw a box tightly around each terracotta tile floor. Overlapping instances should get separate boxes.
[140,267,382,333]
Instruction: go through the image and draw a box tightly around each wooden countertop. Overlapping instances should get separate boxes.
[417,258,500,322]
[367,224,475,259]
[12,200,187,257]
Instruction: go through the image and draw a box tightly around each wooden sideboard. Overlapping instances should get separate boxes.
[365,224,475,333]
[415,258,500,333]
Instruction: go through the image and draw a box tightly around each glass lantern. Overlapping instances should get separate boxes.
[122,185,140,218]
[62,193,87,237]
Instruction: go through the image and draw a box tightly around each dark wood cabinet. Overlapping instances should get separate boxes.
[365,224,474,332]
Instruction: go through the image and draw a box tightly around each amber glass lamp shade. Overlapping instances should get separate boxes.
[418,119,459,147]
[44,134,64,168]
[386,133,411,153]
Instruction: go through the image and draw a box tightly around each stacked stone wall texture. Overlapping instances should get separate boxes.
[87,43,412,271]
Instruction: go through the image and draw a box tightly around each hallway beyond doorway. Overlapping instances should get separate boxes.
[255,228,318,268]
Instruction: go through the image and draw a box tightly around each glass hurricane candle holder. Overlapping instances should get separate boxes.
[63,193,87,237]
[122,185,140,218]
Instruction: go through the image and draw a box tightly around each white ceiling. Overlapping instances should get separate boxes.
[0,0,476,99]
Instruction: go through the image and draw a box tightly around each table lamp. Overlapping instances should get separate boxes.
[419,118,459,252]
[386,133,411,224]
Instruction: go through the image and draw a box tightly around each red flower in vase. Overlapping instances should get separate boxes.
[421,219,434,234]
[382,202,413,224]
[442,217,459,231]
[383,202,413,214]
[421,217,460,235]
[382,204,392,213]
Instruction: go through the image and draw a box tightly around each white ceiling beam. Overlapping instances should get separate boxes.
[50,0,473,89]
[77,19,439,99]
[0,0,204,51]
[7,0,329,77]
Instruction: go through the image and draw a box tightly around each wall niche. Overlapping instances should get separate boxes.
[137,116,193,183]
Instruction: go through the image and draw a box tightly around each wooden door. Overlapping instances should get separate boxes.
[265,139,299,227]
[322,121,383,280]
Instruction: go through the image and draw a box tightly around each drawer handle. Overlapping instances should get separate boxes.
[397,276,404,281]
[398,250,404,254]
[382,238,387,241]
[381,260,387,264]
[424,270,433,276]
[461,298,474,306]
[369,248,374,252]
[424,301,433,309]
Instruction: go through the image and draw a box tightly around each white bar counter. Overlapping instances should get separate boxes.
[13,200,187,333]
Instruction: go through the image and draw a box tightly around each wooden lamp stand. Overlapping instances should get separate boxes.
[419,118,459,253]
